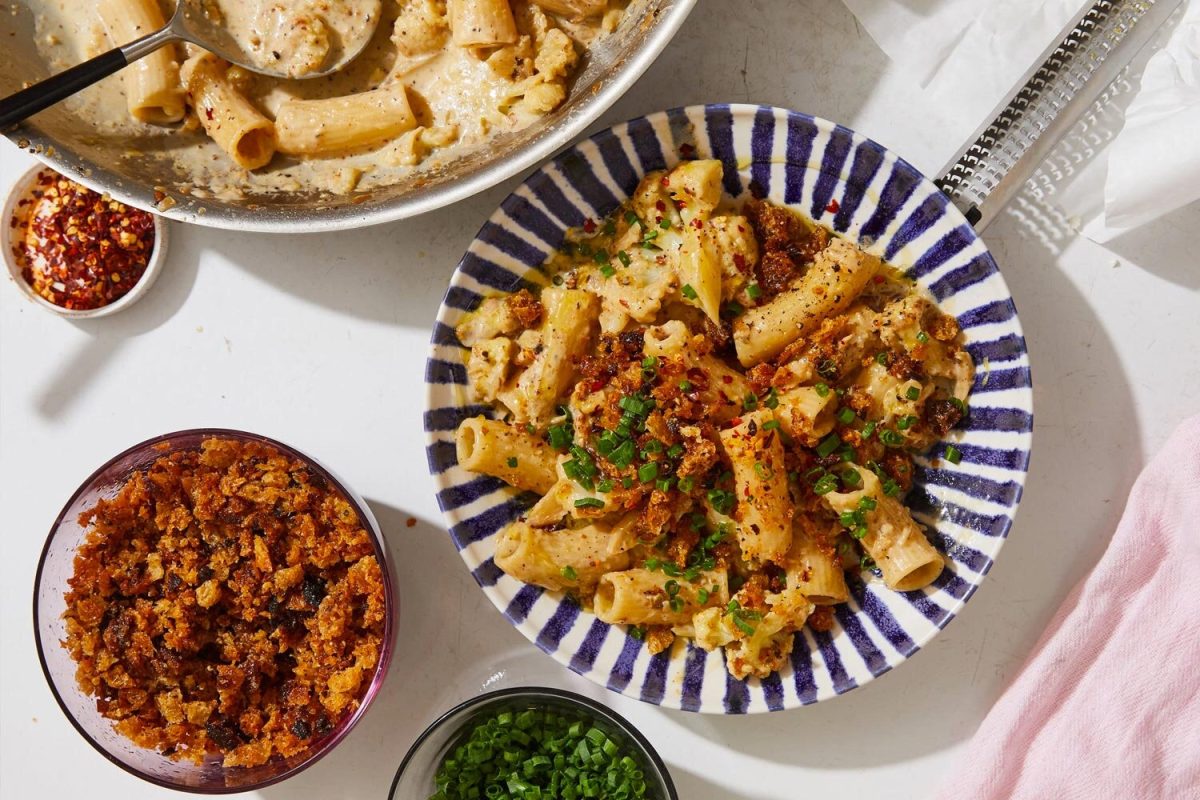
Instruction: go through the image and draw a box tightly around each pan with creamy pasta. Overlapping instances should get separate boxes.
[453,159,975,681]
[25,0,627,198]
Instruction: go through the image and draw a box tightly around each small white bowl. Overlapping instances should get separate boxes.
[2,164,169,319]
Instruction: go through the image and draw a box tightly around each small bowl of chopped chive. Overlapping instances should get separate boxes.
[388,687,678,800]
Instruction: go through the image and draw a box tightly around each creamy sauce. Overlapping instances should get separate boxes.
[204,0,381,78]
[25,0,627,199]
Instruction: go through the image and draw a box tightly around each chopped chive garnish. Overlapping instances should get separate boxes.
[642,439,663,455]
[594,250,610,265]
[840,510,858,528]
[879,429,904,447]
[642,356,659,369]
[661,562,682,577]
[630,625,646,639]
[742,392,758,411]
[746,283,762,300]
[547,424,572,451]
[916,330,930,344]
[678,475,695,492]
[763,387,779,409]
[882,478,901,496]
[637,462,659,483]
[697,588,710,604]
[659,219,671,230]
[762,419,780,431]
[621,476,634,489]
[858,496,877,512]
[560,565,578,581]
[837,407,855,425]
[875,352,889,366]
[666,443,685,459]
[615,250,632,268]
[645,558,661,571]
[655,477,675,493]
[813,473,839,495]
[706,488,735,515]
[862,421,877,439]
[905,386,921,401]
[678,379,692,391]
[850,525,868,540]
[815,383,830,397]
[816,433,842,458]
[597,479,613,493]
[506,456,518,468]
[681,284,698,300]
[600,264,615,278]
[574,498,605,509]
[841,467,862,488]
[950,397,967,413]
[625,210,639,226]
[945,445,963,464]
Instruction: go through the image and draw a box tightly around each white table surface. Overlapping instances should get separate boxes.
[3,2,1200,798]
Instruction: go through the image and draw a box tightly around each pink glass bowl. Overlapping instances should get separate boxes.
[32,429,397,793]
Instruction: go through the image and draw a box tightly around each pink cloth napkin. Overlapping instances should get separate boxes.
[938,416,1200,800]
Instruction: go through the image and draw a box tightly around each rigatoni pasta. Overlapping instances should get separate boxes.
[97,0,185,124]
[454,159,974,680]
[181,53,276,170]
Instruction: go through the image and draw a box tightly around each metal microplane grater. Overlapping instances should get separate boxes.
[936,0,1183,231]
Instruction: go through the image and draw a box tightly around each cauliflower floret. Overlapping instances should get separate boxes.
[392,0,449,57]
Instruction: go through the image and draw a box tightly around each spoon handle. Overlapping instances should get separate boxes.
[0,48,129,129]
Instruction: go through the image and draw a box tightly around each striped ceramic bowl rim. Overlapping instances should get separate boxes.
[424,105,1033,713]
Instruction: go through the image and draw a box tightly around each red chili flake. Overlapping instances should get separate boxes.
[660,175,671,188]
[655,200,666,213]
[722,375,734,384]
[14,169,155,311]
[873,275,885,284]
[691,219,704,229]
[583,218,597,234]
[204,106,215,121]
[733,253,747,272]
[589,379,606,392]
[826,199,840,213]
[405,517,417,528]
[680,143,696,158]
[729,417,743,427]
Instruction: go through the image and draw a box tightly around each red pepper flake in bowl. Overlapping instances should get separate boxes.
[11,169,155,311]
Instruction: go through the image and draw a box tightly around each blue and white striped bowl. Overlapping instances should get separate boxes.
[424,105,1033,714]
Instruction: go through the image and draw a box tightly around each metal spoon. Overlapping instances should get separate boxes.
[0,0,381,129]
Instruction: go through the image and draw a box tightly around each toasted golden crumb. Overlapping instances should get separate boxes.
[62,437,386,767]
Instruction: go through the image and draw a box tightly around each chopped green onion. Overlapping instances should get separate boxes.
[949,397,968,414]
[661,561,682,577]
[706,488,735,515]
[603,218,617,235]
[879,429,904,447]
[882,478,901,496]
[813,473,839,495]
[746,283,762,300]
[655,477,675,493]
[610,440,636,469]
[642,356,659,369]
[857,496,877,512]
[916,330,930,344]
[506,456,519,468]
[547,424,572,451]
[945,445,963,464]
[600,264,616,278]
[753,461,770,480]
[664,579,680,597]
[861,555,877,571]
[724,301,745,317]
[617,250,632,267]
[816,433,842,458]
[905,386,921,401]
[743,392,758,411]
[840,510,859,528]
[841,467,862,488]
[681,284,698,300]
[897,415,917,430]
[625,210,639,226]
[851,525,868,540]
[678,475,695,492]
[862,421,877,439]
[659,218,671,230]
[837,407,856,425]
[763,387,779,409]
[630,625,646,640]
[637,462,659,483]
[644,558,661,571]
[574,498,605,509]
[875,352,889,366]
[697,588,710,604]
[762,419,780,431]
[678,379,693,391]
[815,383,831,398]
[594,250,610,265]
[560,566,578,581]
[669,597,684,612]
[596,479,613,493]
[666,443,685,459]
[642,438,663,454]
[622,476,634,489]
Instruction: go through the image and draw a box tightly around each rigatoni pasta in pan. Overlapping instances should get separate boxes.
[453,159,974,681]
[68,0,628,195]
